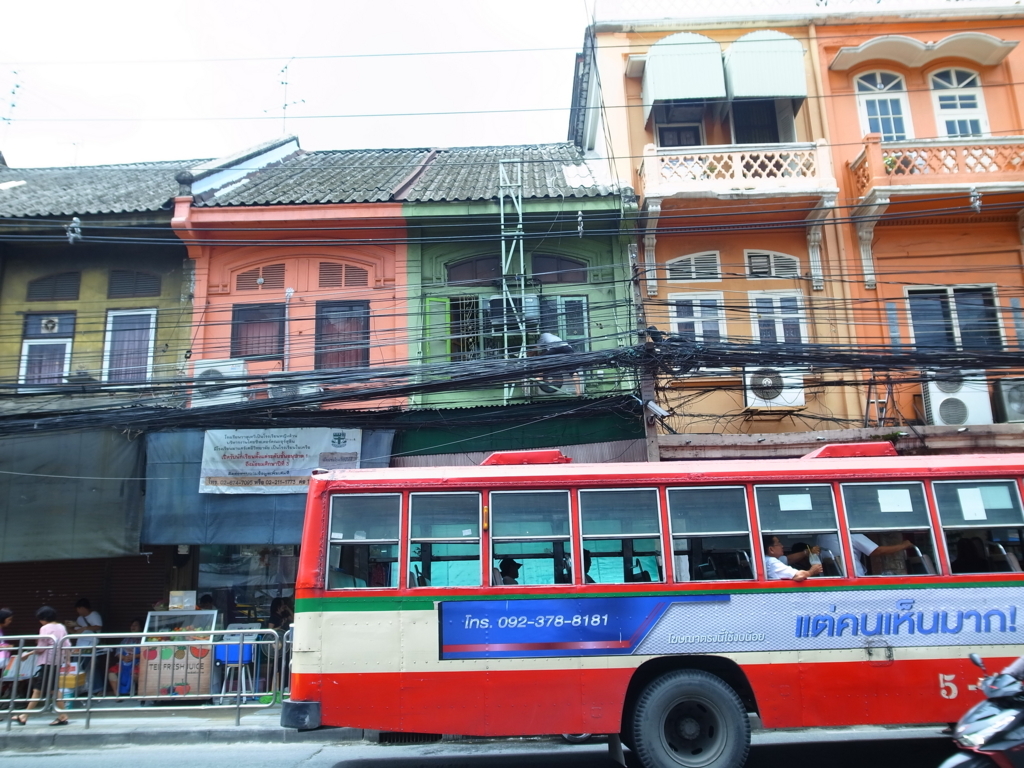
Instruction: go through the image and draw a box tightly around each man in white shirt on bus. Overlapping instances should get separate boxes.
[763,536,822,581]
[816,533,914,577]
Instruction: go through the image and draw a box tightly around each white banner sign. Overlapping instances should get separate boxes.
[199,428,361,494]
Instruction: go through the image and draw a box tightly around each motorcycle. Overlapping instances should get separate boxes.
[940,653,1024,768]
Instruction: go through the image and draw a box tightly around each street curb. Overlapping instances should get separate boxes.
[0,725,365,750]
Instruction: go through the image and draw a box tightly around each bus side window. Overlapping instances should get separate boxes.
[327,493,401,589]
[933,480,1024,575]
[667,487,753,582]
[840,482,936,577]
[490,491,571,586]
[408,493,481,588]
[579,489,662,584]
[755,484,843,579]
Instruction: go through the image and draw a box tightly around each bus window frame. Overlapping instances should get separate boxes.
[930,478,1024,575]
[754,483,843,580]
[489,488,574,587]
[838,480,939,578]
[407,491,483,589]
[326,491,403,590]
[578,487,664,585]
[666,484,756,583]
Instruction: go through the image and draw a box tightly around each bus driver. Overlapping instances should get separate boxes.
[763,536,822,581]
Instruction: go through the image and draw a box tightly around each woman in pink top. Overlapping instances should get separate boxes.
[10,606,69,726]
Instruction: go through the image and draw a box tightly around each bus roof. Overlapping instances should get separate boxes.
[312,448,1024,489]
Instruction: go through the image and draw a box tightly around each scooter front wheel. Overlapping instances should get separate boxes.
[938,752,999,768]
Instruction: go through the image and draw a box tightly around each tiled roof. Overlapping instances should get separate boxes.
[396,143,609,202]
[194,148,432,207]
[0,141,615,218]
[196,142,611,207]
[0,159,200,218]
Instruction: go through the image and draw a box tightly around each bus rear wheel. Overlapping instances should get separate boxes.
[631,670,750,768]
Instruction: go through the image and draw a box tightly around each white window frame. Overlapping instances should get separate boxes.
[855,71,914,142]
[748,290,809,345]
[666,252,721,283]
[19,338,72,386]
[745,250,800,279]
[669,291,727,343]
[656,123,705,149]
[929,68,989,138]
[904,284,1004,350]
[102,308,157,383]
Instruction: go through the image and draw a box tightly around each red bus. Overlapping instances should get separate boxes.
[283,444,1024,768]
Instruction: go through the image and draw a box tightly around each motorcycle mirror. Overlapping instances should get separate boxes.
[969,653,987,671]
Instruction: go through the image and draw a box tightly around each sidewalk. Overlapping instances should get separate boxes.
[0,705,948,752]
[0,705,362,750]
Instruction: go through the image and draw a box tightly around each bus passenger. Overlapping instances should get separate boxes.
[763,536,821,581]
[817,533,914,576]
[498,558,522,585]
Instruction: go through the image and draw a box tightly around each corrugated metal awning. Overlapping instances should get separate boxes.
[642,32,726,123]
[724,31,807,99]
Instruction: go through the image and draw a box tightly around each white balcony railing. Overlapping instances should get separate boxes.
[640,140,834,198]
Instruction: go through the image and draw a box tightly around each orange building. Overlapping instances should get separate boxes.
[570,1,1024,457]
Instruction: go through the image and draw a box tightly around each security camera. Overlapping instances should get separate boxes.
[645,401,670,418]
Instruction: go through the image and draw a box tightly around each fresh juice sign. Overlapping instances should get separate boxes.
[138,644,212,696]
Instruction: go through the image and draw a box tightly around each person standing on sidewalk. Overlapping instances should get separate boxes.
[67,597,104,695]
[10,605,69,726]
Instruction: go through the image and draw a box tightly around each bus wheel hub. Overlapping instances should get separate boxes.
[677,717,701,740]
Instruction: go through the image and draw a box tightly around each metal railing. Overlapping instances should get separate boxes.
[3,629,292,730]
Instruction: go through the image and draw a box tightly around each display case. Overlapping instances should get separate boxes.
[142,610,217,641]
[139,610,218,697]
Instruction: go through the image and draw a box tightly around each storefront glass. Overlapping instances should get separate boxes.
[197,545,297,625]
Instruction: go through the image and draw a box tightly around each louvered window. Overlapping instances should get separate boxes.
[667,253,720,281]
[533,255,587,284]
[319,262,370,288]
[446,256,501,287]
[747,252,799,279]
[26,272,81,301]
[108,270,161,298]
[235,263,286,291]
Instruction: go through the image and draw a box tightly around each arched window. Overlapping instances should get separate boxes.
[931,69,988,137]
[746,251,799,279]
[666,252,720,282]
[533,255,587,284]
[446,255,501,286]
[235,263,285,291]
[108,269,161,298]
[856,72,912,141]
[319,261,369,288]
[26,272,80,302]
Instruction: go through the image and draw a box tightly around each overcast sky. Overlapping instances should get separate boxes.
[0,0,596,168]
[2,0,1007,168]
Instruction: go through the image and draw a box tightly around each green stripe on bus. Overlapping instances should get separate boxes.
[295,580,1024,613]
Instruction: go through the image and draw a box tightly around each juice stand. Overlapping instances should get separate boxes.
[139,610,217,697]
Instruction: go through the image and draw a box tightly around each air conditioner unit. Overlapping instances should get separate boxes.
[267,382,322,400]
[922,369,993,426]
[527,373,584,398]
[744,367,805,409]
[190,359,249,408]
[994,378,1024,423]
[487,294,540,327]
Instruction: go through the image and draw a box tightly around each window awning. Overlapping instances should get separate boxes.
[830,33,1017,71]
[642,32,726,123]
[725,30,807,99]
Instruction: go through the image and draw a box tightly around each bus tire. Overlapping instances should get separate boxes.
[631,670,750,768]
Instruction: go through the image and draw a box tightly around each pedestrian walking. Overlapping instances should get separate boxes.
[10,606,69,726]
